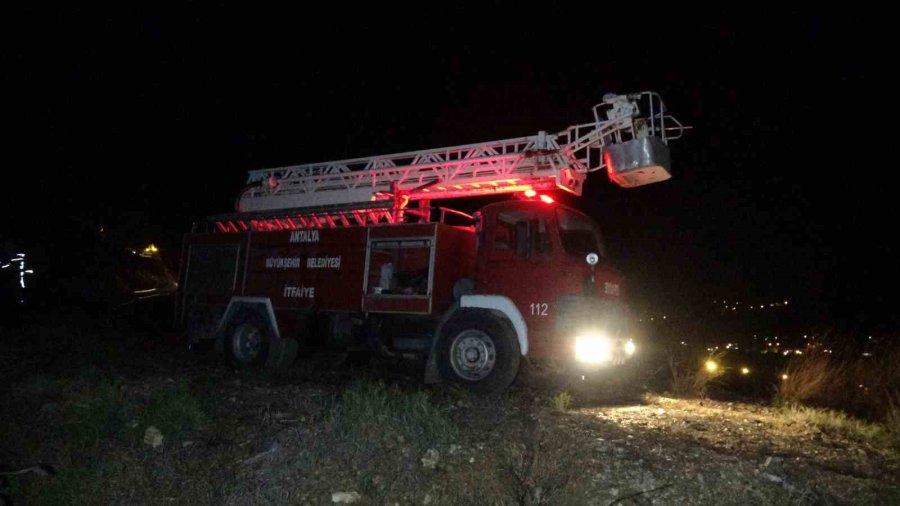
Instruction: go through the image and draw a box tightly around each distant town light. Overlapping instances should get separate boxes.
[781,374,789,380]
[140,244,160,257]
[741,367,750,375]
[705,360,718,373]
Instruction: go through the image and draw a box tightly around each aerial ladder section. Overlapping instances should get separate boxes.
[213,92,684,233]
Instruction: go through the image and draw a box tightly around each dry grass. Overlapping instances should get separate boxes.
[324,378,458,453]
[777,340,900,425]
[778,405,886,442]
[775,352,837,407]
[887,393,900,446]
[496,428,589,506]
[669,351,725,398]
[3,373,212,506]
[550,391,573,413]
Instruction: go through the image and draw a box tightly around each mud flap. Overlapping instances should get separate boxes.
[424,350,441,384]
[266,336,298,370]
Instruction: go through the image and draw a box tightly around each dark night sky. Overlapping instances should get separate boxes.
[5,8,896,332]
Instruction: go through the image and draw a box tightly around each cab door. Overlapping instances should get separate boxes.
[475,203,558,354]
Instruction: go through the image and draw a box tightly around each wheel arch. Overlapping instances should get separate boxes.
[217,297,281,344]
[459,295,528,355]
[424,295,528,384]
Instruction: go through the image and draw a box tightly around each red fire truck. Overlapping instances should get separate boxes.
[178,92,684,394]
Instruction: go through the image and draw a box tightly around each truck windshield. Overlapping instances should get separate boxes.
[555,207,606,258]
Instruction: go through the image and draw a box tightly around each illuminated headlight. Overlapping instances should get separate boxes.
[575,335,612,363]
[624,340,636,356]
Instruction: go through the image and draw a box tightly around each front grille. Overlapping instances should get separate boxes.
[555,295,630,339]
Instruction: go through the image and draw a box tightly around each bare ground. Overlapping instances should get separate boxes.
[1,316,898,505]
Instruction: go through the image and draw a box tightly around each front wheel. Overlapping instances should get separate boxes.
[437,310,521,395]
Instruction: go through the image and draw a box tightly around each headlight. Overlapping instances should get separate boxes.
[624,340,636,355]
[575,335,612,363]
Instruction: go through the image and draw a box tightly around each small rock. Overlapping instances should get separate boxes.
[655,408,665,415]
[763,456,785,476]
[469,457,475,463]
[332,491,361,504]
[423,494,433,505]
[421,449,440,470]
[397,435,406,444]
[143,426,164,448]
[182,441,194,448]
[449,444,461,455]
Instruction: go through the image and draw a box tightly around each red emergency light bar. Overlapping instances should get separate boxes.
[515,189,556,205]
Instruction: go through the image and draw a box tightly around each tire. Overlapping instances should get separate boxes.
[436,310,521,395]
[223,310,297,370]
[224,310,272,368]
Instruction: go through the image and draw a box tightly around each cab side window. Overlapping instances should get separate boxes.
[492,210,550,259]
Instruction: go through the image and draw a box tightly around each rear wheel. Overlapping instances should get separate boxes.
[224,310,296,369]
[437,310,520,395]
